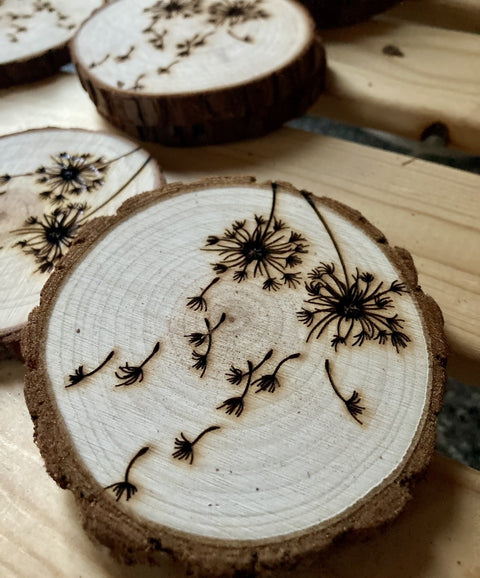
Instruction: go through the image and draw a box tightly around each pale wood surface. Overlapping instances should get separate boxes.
[311,16,480,153]
[0,128,162,342]
[0,73,478,385]
[29,179,440,569]
[1,358,479,577]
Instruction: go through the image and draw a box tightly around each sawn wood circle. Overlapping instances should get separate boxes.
[23,176,447,577]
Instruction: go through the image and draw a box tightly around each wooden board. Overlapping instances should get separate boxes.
[1,358,479,577]
[0,72,478,386]
[311,16,480,153]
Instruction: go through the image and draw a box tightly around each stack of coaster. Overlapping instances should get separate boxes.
[71,0,326,145]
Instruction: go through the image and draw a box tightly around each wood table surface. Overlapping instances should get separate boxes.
[1,2,479,574]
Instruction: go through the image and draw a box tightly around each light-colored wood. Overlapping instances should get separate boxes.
[0,128,164,352]
[385,0,480,34]
[71,0,325,145]
[0,73,478,385]
[0,0,104,87]
[311,16,480,153]
[1,358,479,577]
[23,177,446,574]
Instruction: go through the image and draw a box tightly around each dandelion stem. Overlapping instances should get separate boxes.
[125,446,149,483]
[325,359,344,402]
[65,350,115,388]
[273,352,301,375]
[301,190,349,285]
[81,156,152,222]
[200,276,220,297]
[140,341,160,368]
[107,146,142,164]
[262,182,277,241]
[192,426,221,446]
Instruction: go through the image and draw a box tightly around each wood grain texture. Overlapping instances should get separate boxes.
[311,16,480,153]
[385,0,480,34]
[0,128,164,353]
[1,359,479,578]
[22,177,446,575]
[0,72,478,385]
[0,0,104,88]
[71,0,326,145]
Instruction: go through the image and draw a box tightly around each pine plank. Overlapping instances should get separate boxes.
[0,73,479,386]
[386,0,480,34]
[1,358,478,577]
[311,17,480,153]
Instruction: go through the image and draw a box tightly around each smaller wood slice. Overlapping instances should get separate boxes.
[0,0,104,88]
[0,127,164,357]
[23,176,446,577]
[299,0,401,28]
[71,0,326,146]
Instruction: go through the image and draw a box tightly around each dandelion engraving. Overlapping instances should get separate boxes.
[9,150,152,273]
[325,359,365,425]
[208,0,269,27]
[186,312,226,377]
[218,349,300,417]
[172,425,221,465]
[204,182,308,291]
[104,446,150,501]
[12,203,87,273]
[297,192,410,352]
[115,341,161,387]
[186,276,220,312]
[66,350,115,387]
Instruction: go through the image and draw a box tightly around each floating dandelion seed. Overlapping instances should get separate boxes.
[186,312,226,378]
[115,341,160,387]
[325,359,365,425]
[66,350,115,387]
[253,352,300,393]
[172,426,221,465]
[186,277,220,312]
[104,446,149,501]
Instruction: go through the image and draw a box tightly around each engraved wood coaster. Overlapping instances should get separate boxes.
[23,177,447,577]
[0,127,164,358]
[0,0,104,88]
[300,0,401,28]
[71,0,326,146]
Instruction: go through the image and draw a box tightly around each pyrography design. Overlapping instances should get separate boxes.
[115,341,161,387]
[172,426,221,464]
[325,359,365,424]
[66,350,115,387]
[297,192,410,352]
[104,446,150,501]
[90,0,271,86]
[204,182,308,291]
[7,148,152,273]
[2,1,76,44]
[217,349,300,417]
[186,312,226,377]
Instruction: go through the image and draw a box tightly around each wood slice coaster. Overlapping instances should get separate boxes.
[71,0,326,146]
[0,128,164,358]
[23,177,447,577]
[299,0,401,28]
[0,0,104,88]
